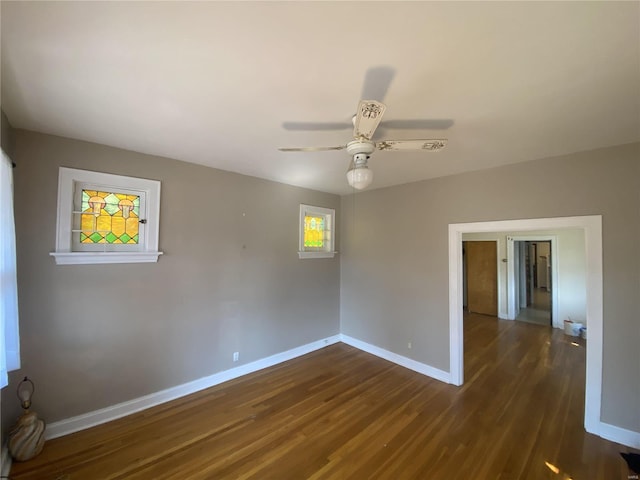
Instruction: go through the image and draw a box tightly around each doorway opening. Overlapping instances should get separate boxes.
[515,241,552,326]
[507,236,559,328]
[448,216,603,434]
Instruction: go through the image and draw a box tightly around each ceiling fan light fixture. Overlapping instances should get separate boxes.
[346,163,373,190]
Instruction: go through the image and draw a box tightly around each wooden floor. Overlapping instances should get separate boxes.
[10,315,637,479]
[516,288,552,327]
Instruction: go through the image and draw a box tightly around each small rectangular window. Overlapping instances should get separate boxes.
[299,204,336,259]
[74,187,144,251]
[51,167,162,265]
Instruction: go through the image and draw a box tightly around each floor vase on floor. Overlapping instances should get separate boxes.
[8,412,45,462]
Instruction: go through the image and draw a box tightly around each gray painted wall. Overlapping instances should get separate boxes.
[340,142,640,432]
[2,129,638,440]
[1,130,341,433]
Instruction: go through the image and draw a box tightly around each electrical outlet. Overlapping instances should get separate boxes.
[407,342,412,349]
[233,352,239,362]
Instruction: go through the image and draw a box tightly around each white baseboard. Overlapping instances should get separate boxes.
[45,333,638,450]
[46,334,342,440]
[598,422,640,449]
[1,444,11,478]
[339,334,452,384]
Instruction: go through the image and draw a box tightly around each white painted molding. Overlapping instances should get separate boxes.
[298,251,337,259]
[461,236,508,319]
[46,334,341,439]
[448,224,465,386]
[299,204,336,259]
[51,251,163,265]
[47,320,637,449]
[506,235,559,327]
[340,334,451,384]
[598,422,640,449]
[53,167,162,265]
[45,333,455,440]
[449,216,603,436]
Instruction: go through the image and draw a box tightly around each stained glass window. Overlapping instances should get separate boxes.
[304,215,325,248]
[299,204,335,259]
[52,167,161,265]
[79,189,140,244]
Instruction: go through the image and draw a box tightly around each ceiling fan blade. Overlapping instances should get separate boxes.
[381,119,454,130]
[376,139,447,151]
[353,100,387,140]
[360,66,396,103]
[282,121,351,131]
[278,145,345,152]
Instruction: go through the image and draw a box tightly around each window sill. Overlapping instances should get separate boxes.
[50,251,163,265]
[298,251,337,259]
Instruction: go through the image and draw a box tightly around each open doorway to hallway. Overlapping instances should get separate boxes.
[514,240,552,327]
[448,216,602,436]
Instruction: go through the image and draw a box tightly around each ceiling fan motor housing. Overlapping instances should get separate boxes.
[347,140,375,165]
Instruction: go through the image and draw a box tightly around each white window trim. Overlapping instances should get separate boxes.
[298,204,336,259]
[51,167,162,265]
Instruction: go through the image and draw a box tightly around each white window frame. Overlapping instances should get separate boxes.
[51,167,162,265]
[298,204,336,259]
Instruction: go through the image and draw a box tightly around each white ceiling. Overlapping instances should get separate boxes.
[2,2,639,195]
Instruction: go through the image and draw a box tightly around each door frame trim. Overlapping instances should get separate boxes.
[506,236,558,326]
[448,215,602,435]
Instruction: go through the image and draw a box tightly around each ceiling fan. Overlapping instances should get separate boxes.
[278,67,449,190]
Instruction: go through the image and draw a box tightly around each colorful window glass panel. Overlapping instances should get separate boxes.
[304,215,325,248]
[80,189,140,244]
